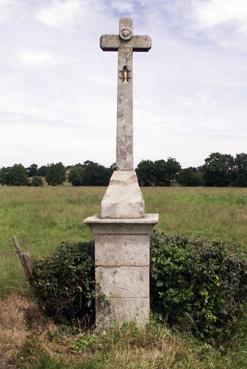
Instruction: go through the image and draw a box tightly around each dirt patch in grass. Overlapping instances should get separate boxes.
[0,294,43,368]
[0,294,93,368]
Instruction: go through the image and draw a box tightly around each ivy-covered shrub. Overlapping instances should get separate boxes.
[150,231,247,343]
[31,241,95,326]
[30,232,247,344]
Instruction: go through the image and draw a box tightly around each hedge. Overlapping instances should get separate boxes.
[30,232,247,344]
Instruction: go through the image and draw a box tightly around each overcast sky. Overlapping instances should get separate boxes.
[0,0,247,168]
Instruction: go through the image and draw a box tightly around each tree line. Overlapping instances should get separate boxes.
[0,152,247,187]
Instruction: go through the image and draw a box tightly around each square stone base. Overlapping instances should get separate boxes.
[84,214,158,328]
[96,297,149,328]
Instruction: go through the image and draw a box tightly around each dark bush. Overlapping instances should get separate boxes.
[31,176,44,187]
[176,167,202,186]
[232,153,247,186]
[38,165,48,177]
[136,158,181,186]
[0,164,29,186]
[45,162,66,186]
[31,232,247,344]
[68,166,85,186]
[0,167,10,184]
[31,241,95,326]
[202,152,234,187]
[67,161,113,186]
[27,163,39,177]
[150,231,247,343]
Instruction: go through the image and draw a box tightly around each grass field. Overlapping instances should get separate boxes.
[0,186,247,368]
[1,186,247,296]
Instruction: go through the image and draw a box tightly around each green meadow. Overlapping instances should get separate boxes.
[1,186,247,295]
[0,186,247,369]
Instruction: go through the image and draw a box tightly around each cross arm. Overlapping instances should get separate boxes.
[100,35,120,51]
[131,35,152,52]
[100,34,152,52]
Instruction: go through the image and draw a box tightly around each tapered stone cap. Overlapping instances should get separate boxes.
[100,171,145,219]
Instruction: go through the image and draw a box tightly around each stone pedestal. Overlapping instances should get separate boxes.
[84,214,158,327]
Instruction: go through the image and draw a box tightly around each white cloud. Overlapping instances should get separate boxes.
[193,0,247,32]
[110,0,134,13]
[0,0,10,14]
[17,49,58,66]
[0,0,18,21]
[36,0,83,28]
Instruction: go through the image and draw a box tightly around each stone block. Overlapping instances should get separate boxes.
[95,234,149,266]
[96,266,149,298]
[96,297,149,328]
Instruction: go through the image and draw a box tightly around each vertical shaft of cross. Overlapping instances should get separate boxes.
[117,18,133,170]
[117,46,133,170]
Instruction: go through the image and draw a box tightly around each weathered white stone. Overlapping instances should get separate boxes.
[100,18,151,171]
[95,234,149,266]
[96,266,149,298]
[96,297,149,328]
[85,214,159,235]
[100,35,152,52]
[83,18,158,328]
[84,215,159,327]
[100,171,145,219]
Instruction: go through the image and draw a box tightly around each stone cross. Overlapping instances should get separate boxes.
[85,18,158,328]
[100,18,151,171]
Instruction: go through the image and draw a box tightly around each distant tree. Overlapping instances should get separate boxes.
[68,165,85,186]
[154,158,181,186]
[45,162,66,186]
[3,164,29,186]
[166,158,181,181]
[137,158,181,186]
[0,167,10,185]
[232,153,247,187]
[38,165,48,177]
[31,176,44,187]
[202,153,234,187]
[68,161,113,186]
[83,161,112,186]
[196,166,204,184]
[177,167,202,186]
[136,160,156,186]
[27,164,38,177]
[153,160,170,186]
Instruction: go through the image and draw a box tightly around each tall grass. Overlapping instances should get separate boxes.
[1,186,247,296]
